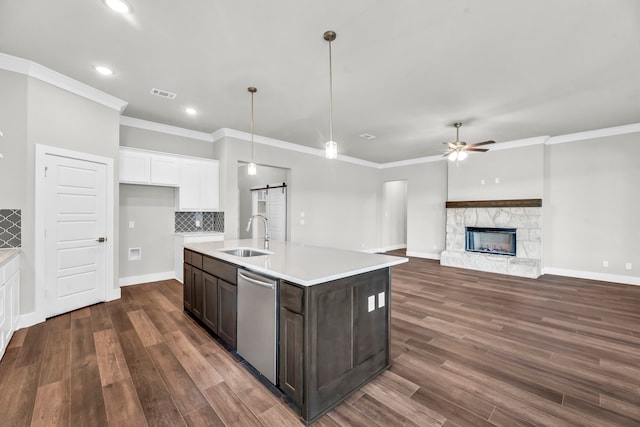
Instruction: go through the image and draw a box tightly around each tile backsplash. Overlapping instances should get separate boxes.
[175,211,224,233]
[0,209,21,248]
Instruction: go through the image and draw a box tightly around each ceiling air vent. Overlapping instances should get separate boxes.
[359,133,376,140]
[150,88,177,100]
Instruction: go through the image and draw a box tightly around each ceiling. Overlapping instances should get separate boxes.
[1,0,639,163]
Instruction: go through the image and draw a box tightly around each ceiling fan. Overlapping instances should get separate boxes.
[443,122,495,161]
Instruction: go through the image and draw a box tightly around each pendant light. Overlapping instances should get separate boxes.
[247,86,257,176]
[324,30,338,159]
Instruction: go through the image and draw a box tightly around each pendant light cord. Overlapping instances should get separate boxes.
[328,38,334,143]
[250,90,255,162]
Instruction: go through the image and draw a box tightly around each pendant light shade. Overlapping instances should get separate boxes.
[324,30,338,159]
[248,86,257,176]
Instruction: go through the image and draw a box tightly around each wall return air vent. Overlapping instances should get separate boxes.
[150,88,177,99]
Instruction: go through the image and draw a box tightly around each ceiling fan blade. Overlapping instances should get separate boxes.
[443,149,455,157]
[465,148,490,152]
[467,140,495,148]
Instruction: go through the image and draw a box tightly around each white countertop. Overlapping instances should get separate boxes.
[184,239,408,286]
[175,232,224,237]
[0,248,20,267]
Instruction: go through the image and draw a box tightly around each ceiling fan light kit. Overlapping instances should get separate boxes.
[443,122,495,162]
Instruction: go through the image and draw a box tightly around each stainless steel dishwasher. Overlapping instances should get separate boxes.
[237,268,278,384]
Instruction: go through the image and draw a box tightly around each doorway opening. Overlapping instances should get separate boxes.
[381,180,408,252]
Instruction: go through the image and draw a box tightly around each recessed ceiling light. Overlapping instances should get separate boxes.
[359,133,376,140]
[185,107,197,115]
[103,0,132,14]
[94,65,114,76]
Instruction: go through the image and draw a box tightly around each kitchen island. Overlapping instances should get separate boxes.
[183,239,407,424]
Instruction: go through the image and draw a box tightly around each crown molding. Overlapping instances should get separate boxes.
[546,123,640,145]
[0,51,128,112]
[215,128,381,169]
[120,116,213,142]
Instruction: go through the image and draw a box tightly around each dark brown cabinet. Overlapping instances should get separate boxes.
[217,279,237,349]
[279,282,304,406]
[184,249,237,349]
[202,272,218,332]
[279,268,391,423]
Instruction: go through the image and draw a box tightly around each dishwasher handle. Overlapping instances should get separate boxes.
[238,271,276,289]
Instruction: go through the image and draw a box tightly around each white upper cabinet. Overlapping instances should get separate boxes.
[118,147,219,211]
[119,147,180,186]
[177,158,220,211]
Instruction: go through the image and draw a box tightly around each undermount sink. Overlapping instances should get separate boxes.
[219,247,272,257]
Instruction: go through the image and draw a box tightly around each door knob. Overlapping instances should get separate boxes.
[96,237,107,243]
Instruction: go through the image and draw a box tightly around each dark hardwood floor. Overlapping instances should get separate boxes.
[2,253,640,426]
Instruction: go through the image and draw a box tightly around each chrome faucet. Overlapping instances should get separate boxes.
[247,214,270,249]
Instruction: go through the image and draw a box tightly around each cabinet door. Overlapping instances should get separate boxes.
[150,154,180,186]
[192,268,204,319]
[279,307,304,405]
[177,160,201,211]
[200,160,219,211]
[183,264,193,311]
[217,279,237,349]
[202,273,218,333]
[119,149,150,184]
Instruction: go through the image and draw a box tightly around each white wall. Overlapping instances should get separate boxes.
[544,134,640,279]
[119,185,176,278]
[381,180,407,250]
[448,144,544,200]
[380,161,448,258]
[218,137,382,251]
[0,71,122,315]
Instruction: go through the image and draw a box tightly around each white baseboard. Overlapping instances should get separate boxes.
[119,271,176,287]
[380,244,407,252]
[543,267,640,286]
[406,250,441,260]
[17,311,46,330]
[107,287,121,301]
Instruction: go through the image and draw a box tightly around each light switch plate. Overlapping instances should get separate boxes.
[378,292,385,308]
[368,295,375,312]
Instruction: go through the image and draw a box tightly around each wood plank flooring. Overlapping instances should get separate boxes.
[2,253,640,426]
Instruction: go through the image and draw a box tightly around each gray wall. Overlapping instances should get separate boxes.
[544,134,640,277]
[448,144,544,200]
[118,125,219,279]
[119,184,176,278]
[0,70,121,314]
[380,161,448,258]
[237,163,289,239]
[218,137,382,251]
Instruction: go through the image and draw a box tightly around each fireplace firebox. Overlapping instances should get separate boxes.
[465,227,516,256]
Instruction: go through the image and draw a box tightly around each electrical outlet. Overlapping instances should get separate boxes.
[625,262,632,270]
[480,179,485,185]
[129,221,135,229]
[378,292,385,308]
[602,260,608,268]
[195,220,201,227]
[367,295,375,312]
[300,219,305,225]
[494,177,500,184]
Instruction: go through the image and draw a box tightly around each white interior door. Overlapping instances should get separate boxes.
[44,154,107,317]
[267,189,286,241]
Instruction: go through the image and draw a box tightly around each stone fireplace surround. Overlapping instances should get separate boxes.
[440,199,542,278]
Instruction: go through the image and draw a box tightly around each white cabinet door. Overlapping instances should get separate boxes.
[150,154,180,186]
[119,149,150,184]
[178,160,202,210]
[200,161,219,211]
[177,159,219,211]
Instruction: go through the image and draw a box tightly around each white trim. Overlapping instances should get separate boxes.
[119,271,176,287]
[218,128,381,169]
[17,311,46,330]
[489,136,550,151]
[120,116,214,142]
[546,123,640,145]
[406,250,442,260]
[380,154,443,169]
[377,244,407,253]
[0,52,127,112]
[35,144,117,323]
[543,267,640,286]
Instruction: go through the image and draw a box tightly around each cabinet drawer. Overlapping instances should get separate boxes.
[203,257,237,285]
[184,250,203,269]
[280,281,304,314]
